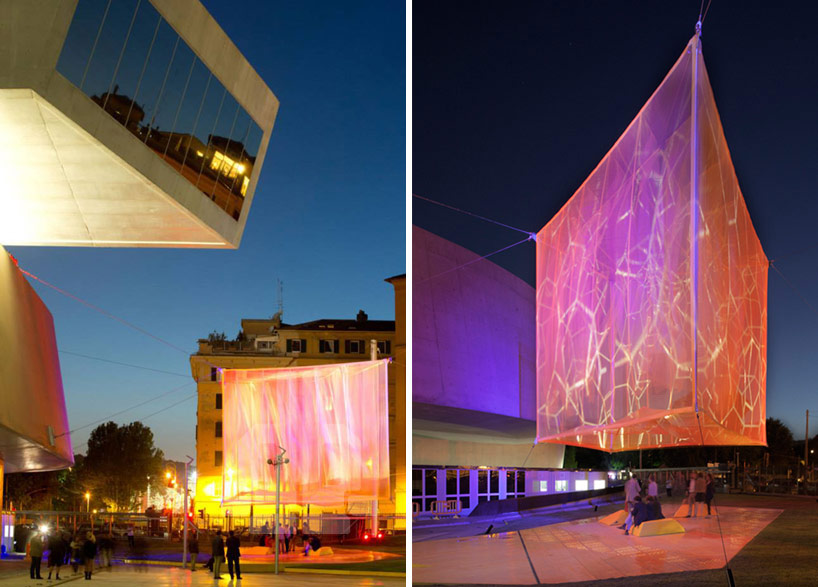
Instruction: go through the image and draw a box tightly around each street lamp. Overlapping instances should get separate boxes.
[85,492,90,513]
[267,448,290,575]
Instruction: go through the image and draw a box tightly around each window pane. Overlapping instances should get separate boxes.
[460,496,470,509]
[412,498,422,512]
[82,0,139,97]
[136,19,178,136]
[145,40,195,156]
[424,469,436,497]
[215,393,222,409]
[412,469,422,496]
[162,58,209,170]
[459,470,469,494]
[477,471,487,494]
[506,470,515,494]
[101,1,161,136]
[189,76,227,184]
[516,471,525,494]
[489,471,499,494]
[57,0,111,87]
[446,470,457,496]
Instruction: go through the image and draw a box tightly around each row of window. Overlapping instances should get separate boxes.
[289,339,392,355]
[412,468,526,511]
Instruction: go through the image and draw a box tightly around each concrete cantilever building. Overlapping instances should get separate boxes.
[0,0,279,248]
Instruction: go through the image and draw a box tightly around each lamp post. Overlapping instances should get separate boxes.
[85,492,90,513]
[182,455,193,569]
[267,448,289,575]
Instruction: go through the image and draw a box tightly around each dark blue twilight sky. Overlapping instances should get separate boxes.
[413,1,818,439]
[8,1,405,461]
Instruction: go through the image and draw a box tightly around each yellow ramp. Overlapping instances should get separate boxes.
[632,518,685,537]
[599,510,628,526]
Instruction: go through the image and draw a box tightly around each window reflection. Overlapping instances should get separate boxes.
[55,0,265,222]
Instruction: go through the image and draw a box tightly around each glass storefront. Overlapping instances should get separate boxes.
[57,0,264,220]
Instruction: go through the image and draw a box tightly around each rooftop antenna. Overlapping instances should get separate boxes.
[277,279,284,318]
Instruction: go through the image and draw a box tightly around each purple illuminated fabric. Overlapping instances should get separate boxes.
[535,36,768,452]
[222,360,389,506]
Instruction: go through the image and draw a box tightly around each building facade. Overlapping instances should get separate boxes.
[413,226,598,515]
[191,278,405,529]
[1,0,278,247]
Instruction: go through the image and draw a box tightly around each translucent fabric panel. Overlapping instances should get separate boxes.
[222,360,389,506]
[535,36,767,452]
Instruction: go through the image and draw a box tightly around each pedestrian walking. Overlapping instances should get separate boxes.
[647,474,659,500]
[665,477,673,498]
[46,531,66,580]
[705,473,716,516]
[287,522,296,552]
[189,530,199,571]
[70,534,82,574]
[686,472,697,517]
[82,532,97,580]
[226,530,242,580]
[283,522,291,554]
[28,531,45,579]
[211,530,225,579]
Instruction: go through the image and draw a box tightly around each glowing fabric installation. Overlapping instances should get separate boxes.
[222,360,389,505]
[535,34,767,452]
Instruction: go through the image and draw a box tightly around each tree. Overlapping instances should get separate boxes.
[81,422,165,511]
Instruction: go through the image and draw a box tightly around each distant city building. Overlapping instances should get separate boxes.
[0,0,278,247]
[190,276,405,529]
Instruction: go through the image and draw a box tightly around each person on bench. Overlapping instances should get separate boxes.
[623,496,650,535]
[646,495,664,521]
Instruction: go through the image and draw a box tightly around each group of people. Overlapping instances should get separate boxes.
[205,529,242,580]
[28,529,112,581]
[258,521,298,553]
[621,474,665,535]
[684,471,716,517]
[620,470,717,535]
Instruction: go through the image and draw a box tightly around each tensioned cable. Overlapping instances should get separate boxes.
[71,392,198,453]
[18,267,189,356]
[770,262,818,322]
[417,237,532,285]
[413,193,537,239]
[56,382,194,438]
[59,349,190,379]
[694,412,732,576]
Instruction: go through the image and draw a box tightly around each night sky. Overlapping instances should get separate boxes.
[413,1,818,439]
[7,0,405,461]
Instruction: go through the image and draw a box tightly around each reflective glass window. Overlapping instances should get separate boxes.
[56,0,261,223]
[102,1,162,136]
[188,77,228,180]
[445,470,457,495]
[144,41,195,159]
[82,0,139,97]
[57,0,110,87]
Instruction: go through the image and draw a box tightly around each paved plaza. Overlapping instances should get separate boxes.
[413,504,782,584]
[0,566,403,587]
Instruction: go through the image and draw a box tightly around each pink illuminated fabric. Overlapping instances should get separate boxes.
[535,36,767,452]
[222,360,389,506]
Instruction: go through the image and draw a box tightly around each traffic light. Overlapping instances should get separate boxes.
[198,509,205,520]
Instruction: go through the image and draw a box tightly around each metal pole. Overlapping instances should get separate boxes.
[275,455,280,575]
[370,339,379,534]
[183,455,193,568]
[269,448,289,575]
[805,410,809,485]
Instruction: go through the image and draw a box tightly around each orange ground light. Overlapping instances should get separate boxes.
[412,506,781,584]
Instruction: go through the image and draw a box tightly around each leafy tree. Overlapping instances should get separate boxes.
[5,470,60,510]
[81,422,165,511]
